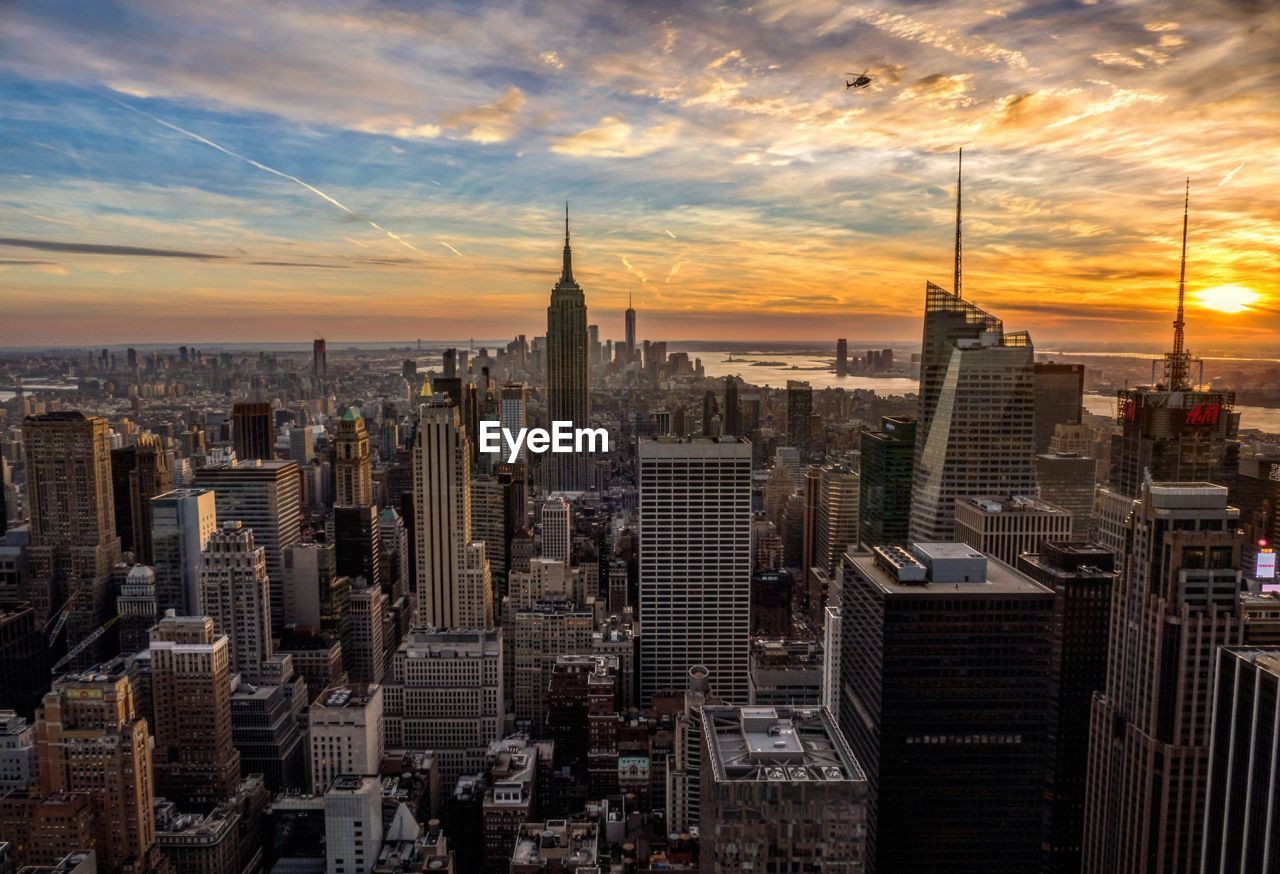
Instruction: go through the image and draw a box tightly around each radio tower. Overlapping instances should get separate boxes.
[1164,179,1192,390]
[953,148,963,299]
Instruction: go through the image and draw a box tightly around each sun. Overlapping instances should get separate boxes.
[1194,284,1260,314]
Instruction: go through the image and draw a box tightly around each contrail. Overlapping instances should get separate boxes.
[665,229,677,239]
[106,95,429,255]
[439,240,463,257]
[621,254,647,285]
[1218,163,1244,187]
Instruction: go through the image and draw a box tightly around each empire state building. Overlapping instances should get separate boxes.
[545,205,590,491]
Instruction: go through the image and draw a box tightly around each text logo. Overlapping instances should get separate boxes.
[478,421,609,464]
[1184,403,1221,426]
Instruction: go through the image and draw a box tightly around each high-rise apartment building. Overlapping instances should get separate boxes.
[910,283,1037,543]
[22,412,121,664]
[837,543,1054,873]
[150,488,217,615]
[859,417,915,548]
[110,433,171,563]
[194,459,301,633]
[231,402,275,461]
[412,396,492,629]
[199,522,274,682]
[148,615,241,807]
[545,208,590,492]
[333,407,373,507]
[639,438,752,705]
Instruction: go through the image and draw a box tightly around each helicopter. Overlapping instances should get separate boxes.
[846,69,872,89]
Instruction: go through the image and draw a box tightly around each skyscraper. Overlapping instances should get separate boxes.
[540,496,571,565]
[498,383,528,463]
[413,395,493,629]
[1033,363,1084,454]
[333,407,373,507]
[333,504,382,588]
[639,437,752,705]
[544,205,590,492]
[194,459,301,633]
[110,433,172,563]
[909,282,1037,542]
[836,338,848,377]
[312,337,326,379]
[150,488,218,615]
[148,614,241,808]
[23,411,121,664]
[953,494,1073,567]
[1083,482,1245,873]
[1202,647,1280,874]
[624,291,636,364]
[858,417,915,548]
[35,666,168,874]
[837,543,1054,873]
[1017,542,1116,874]
[722,376,740,437]
[200,521,274,682]
[231,402,275,461]
[1107,187,1238,499]
[785,380,813,461]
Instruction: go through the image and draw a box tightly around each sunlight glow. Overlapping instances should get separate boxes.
[1194,284,1260,314]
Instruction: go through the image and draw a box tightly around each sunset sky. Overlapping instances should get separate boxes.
[0,0,1277,349]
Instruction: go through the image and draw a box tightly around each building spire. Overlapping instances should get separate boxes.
[953,148,963,299]
[560,201,575,284]
[1164,179,1192,390]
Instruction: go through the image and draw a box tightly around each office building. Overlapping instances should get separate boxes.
[539,496,571,565]
[22,412,121,664]
[509,600,596,723]
[498,383,528,464]
[288,425,314,464]
[700,705,867,872]
[199,522,273,682]
[155,803,239,874]
[334,504,382,589]
[0,710,35,790]
[325,776,383,874]
[110,433,171,564]
[1083,482,1245,873]
[1033,363,1085,454]
[34,667,167,874]
[115,565,158,656]
[194,459,301,633]
[639,438,752,705]
[149,615,241,807]
[545,208,590,492]
[412,396,493,629]
[624,293,637,364]
[747,639,822,707]
[910,283,1037,543]
[347,582,387,684]
[836,338,848,377]
[334,407,374,507]
[1017,542,1116,874]
[859,416,915,548]
[723,376,741,437]
[1036,452,1098,540]
[383,629,504,783]
[785,381,813,461]
[282,542,348,634]
[953,495,1073,567]
[1202,647,1280,874]
[313,338,326,379]
[309,684,384,794]
[837,543,1054,873]
[231,402,274,462]
[813,464,860,578]
[150,488,218,615]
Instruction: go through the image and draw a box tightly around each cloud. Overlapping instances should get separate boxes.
[816,6,1032,70]
[551,116,681,158]
[442,86,525,144]
[0,237,226,259]
[896,74,976,109]
[1219,163,1245,186]
[621,254,648,284]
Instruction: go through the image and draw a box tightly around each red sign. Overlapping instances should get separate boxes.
[1185,403,1221,426]
[1121,399,1137,422]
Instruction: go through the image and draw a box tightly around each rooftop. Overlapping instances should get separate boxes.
[511,820,598,869]
[702,705,866,785]
[853,544,1052,596]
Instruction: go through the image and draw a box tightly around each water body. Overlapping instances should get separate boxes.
[689,349,918,393]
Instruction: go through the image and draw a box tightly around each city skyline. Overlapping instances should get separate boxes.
[1,0,1278,347]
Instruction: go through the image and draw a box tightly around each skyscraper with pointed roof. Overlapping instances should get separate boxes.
[334,406,373,507]
[1096,182,1240,551]
[909,155,1037,543]
[545,204,591,492]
